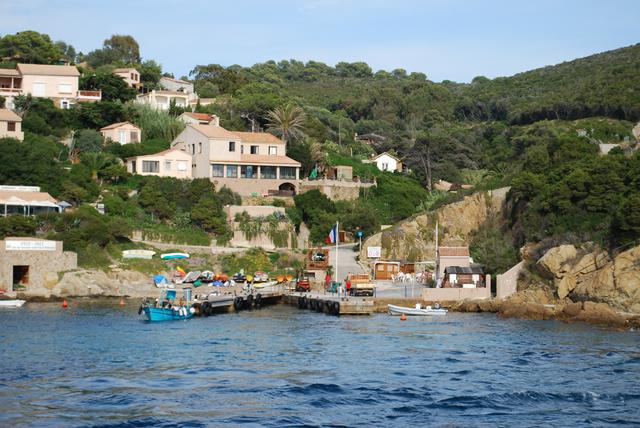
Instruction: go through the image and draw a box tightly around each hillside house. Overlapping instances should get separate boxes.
[371,152,402,173]
[178,112,220,126]
[100,122,141,144]
[135,90,190,110]
[437,246,471,278]
[113,68,140,88]
[126,148,192,179]
[354,132,386,146]
[0,109,23,141]
[170,124,301,196]
[0,185,61,216]
[0,64,101,109]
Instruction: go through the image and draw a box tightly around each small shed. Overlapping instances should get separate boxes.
[443,266,486,288]
[100,121,141,145]
[374,260,401,280]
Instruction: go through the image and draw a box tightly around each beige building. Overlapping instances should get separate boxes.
[178,112,220,126]
[170,124,301,196]
[0,108,23,141]
[0,237,77,295]
[100,121,141,144]
[126,148,192,179]
[0,63,101,109]
[437,246,471,278]
[113,67,141,88]
[0,185,61,216]
[136,90,191,110]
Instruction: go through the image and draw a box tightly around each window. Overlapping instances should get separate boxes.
[240,145,244,154]
[164,161,172,171]
[60,100,70,109]
[229,141,236,152]
[268,146,277,155]
[280,167,296,179]
[119,130,126,144]
[226,165,238,178]
[212,164,224,177]
[32,82,45,96]
[241,165,256,179]
[382,162,388,171]
[191,144,195,154]
[261,166,276,179]
[142,161,159,173]
[131,161,137,173]
[130,131,139,142]
[250,145,259,154]
[7,122,15,132]
[198,142,202,154]
[57,83,72,94]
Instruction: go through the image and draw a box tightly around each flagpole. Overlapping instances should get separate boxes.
[335,221,339,285]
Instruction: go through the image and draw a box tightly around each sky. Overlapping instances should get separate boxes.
[1,0,639,82]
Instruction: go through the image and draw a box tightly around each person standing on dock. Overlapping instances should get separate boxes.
[346,274,352,300]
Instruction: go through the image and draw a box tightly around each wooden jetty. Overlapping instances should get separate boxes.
[284,292,374,316]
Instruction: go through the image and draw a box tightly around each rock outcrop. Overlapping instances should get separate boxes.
[360,188,509,262]
[18,269,158,299]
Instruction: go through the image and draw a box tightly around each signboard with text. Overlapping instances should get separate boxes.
[367,246,381,258]
[5,240,57,251]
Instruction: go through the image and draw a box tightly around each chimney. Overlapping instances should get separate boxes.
[210,115,220,127]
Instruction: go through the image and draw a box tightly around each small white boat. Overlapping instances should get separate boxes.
[0,299,26,308]
[122,249,156,259]
[161,253,190,260]
[388,303,447,316]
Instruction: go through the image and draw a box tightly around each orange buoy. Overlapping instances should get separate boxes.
[400,313,407,321]
[119,298,125,306]
[62,299,68,308]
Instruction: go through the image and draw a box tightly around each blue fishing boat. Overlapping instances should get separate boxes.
[139,288,194,322]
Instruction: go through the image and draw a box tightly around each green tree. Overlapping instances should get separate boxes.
[72,129,104,154]
[266,104,306,147]
[80,72,136,102]
[0,31,62,64]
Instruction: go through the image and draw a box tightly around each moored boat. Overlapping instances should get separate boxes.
[0,299,26,308]
[139,288,194,322]
[388,303,448,316]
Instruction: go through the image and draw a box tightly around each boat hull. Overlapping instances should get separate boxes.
[143,306,193,321]
[387,304,448,316]
[0,299,26,308]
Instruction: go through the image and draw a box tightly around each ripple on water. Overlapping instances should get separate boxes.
[0,305,639,426]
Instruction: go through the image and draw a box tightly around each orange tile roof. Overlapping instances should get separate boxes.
[0,68,20,77]
[184,112,212,121]
[99,121,139,131]
[0,109,21,122]
[126,147,189,160]
[439,247,470,257]
[17,63,79,77]
[234,131,283,145]
[113,67,139,73]
[191,124,240,140]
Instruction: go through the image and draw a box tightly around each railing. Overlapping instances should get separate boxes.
[0,88,22,95]
[77,90,102,100]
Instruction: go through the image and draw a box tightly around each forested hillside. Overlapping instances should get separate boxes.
[0,30,639,271]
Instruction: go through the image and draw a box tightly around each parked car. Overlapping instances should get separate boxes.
[254,271,269,282]
[232,273,246,282]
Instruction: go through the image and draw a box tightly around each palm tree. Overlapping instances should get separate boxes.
[266,104,307,147]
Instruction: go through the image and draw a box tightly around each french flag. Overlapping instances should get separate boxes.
[325,224,338,244]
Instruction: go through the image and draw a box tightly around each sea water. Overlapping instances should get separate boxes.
[0,301,639,427]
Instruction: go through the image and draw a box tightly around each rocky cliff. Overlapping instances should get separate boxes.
[359,188,509,262]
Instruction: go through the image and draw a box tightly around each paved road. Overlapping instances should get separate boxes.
[322,243,365,278]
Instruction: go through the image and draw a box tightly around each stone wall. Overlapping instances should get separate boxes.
[496,261,524,298]
[0,238,77,296]
[299,179,374,201]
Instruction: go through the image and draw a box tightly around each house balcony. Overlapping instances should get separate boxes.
[0,87,22,97]
[76,90,102,102]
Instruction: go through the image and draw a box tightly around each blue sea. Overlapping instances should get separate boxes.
[1,301,639,427]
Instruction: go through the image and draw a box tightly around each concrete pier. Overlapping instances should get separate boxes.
[284,292,374,316]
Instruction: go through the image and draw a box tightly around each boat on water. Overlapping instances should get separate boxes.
[388,303,448,316]
[139,288,194,322]
[160,252,190,260]
[0,299,26,308]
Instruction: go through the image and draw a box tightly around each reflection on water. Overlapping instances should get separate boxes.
[0,301,639,426]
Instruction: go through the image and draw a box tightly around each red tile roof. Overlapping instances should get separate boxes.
[439,247,470,257]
